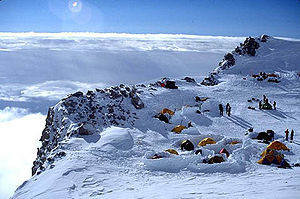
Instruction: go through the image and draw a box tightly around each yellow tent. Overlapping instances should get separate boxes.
[266,141,290,151]
[198,137,216,147]
[260,149,284,158]
[171,125,187,134]
[165,149,179,155]
[160,108,175,115]
[257,154,283,165]
[230,141,240,145]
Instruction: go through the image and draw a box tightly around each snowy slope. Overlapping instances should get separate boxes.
[0,33,246,199]
[11,36,300,199]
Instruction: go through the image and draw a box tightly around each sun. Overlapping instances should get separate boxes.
[72,1,78,7]
[68,0,82,13]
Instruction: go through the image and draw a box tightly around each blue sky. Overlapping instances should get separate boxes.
[0,0,300,38]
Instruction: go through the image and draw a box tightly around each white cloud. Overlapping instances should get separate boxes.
[0,108,45,199]
[0,32,245,53]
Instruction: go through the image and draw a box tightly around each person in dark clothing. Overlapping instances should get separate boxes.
[273,101,276,110]
[290,129,294,142]
[259,100,262,109]
[263,95,266,103]
[226,103,231,116]
[219,104,224,116]
[285,129,289,141]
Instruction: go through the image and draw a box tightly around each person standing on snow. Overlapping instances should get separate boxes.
[226,103,231,116]
[259,100,262,109]
[290,129,294,142]
[285,129,289,141]
[219,104,224,116]
[263,95,267,103]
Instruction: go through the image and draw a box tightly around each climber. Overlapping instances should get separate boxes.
[273,101,276,110]
[285,129,289,141]
[290,129,294,142]
[219,104,224,116]
[226,103,231,116]
[259,100,262,109]
[263,95,266,103]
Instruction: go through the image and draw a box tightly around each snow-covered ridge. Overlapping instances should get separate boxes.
[11,35,300,199]
[201,35,300,86]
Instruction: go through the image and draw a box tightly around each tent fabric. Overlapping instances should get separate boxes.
[260,149,284,157]
[165,149,179,155]
[267,141,290,151]
[257,154,283,165]
[208,156,225,164]
[198,137,216,147]
[160,108,175,115]
[181,140,194,151]
[219,148,230,157]
[171,125,187,134]
[230,141,240,145]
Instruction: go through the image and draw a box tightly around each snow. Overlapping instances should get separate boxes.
[1,34,300,199]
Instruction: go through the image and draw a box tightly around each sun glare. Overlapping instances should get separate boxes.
[69,0,82,13]
[72,1,78,7]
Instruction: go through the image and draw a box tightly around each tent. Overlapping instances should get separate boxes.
[154,113,169,123]
[171,125,187,134]
[165,149,179,155]
[181,140,194,151]
[160,108,175,116]
[198,137,216,147]
[165,81,178,89]
[207,156,225,164]
[256,132,271,141]
[219,148,230,157]
[267,141,290,151]
[230,141,240,145]
[260,149,284,158]
[257,154,283,165]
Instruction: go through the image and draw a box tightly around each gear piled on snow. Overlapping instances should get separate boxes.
[201,73,219,86]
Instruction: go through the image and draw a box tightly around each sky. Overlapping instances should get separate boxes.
[0,0,300,38]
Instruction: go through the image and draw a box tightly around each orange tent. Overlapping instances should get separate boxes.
[165,149,179,155]
[171,125,186,134]
[198,137,216,147]
[160,108,175,115]
[266,141,290,151]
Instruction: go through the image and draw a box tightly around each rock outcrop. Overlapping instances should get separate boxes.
[32,85,144,175]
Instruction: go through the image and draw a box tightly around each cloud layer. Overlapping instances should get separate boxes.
[0,108,45,199]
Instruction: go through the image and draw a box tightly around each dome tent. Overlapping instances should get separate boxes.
[198,137,216,147]
[267,141,290,151]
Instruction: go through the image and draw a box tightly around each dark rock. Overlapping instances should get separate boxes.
[71,91,84,98]
[131,94,144,109]
[165,81,178,89]
[183,77,196,83]
[259,34,269,42]
[78,123,93,135]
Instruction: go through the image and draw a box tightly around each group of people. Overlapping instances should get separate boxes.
[285,129,295,142]
[219,103,231,116]
[258,95,276,110]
